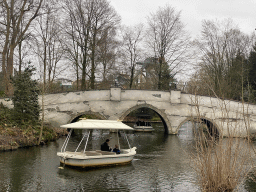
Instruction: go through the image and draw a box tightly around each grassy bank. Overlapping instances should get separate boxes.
[0,104,67,152]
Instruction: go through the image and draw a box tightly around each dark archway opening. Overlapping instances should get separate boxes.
[70,113,105,123]
[178,118,219,140]
[201,118,219,138]
[123,107,168,134]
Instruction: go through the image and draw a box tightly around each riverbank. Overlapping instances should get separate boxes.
[0,123,68,152]
[0,102,68,151]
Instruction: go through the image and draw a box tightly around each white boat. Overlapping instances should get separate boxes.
[57,119,136,168]
[134,121,154,132]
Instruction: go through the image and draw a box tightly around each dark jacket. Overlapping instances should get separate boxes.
[113,148,120,154]
[101,142,111,151]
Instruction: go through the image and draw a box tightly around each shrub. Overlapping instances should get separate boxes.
[11,66,40,125]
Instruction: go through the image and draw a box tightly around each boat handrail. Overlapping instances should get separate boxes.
[83,130,90,153]
[123,131,131,149]
[117,130,120,150]
[75,132,87,152]
[61,129,73,152]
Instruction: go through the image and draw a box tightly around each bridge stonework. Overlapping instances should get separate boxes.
[1,88,256,137]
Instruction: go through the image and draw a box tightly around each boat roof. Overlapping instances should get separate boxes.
[60,119,134,130]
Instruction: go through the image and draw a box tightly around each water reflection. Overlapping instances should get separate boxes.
[57,164,134,191]
[0,122,255,191]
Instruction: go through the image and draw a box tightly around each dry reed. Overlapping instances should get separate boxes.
[191,95,254,192]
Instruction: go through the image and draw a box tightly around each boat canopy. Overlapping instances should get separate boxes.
[60,119,134,130]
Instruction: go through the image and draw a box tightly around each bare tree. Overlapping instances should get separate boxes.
[194,19,253,99]
[16,19,33,75]
[33,1,64,92]
[97,27,119,88]
[120,24,144,89]
[63,0,120,90]
[62,6,80,90]
[146,5,191,90]
[17,36,31,75]
[63,0,92,90]
[30,0,63,145]
[87,0,120,89]
[63,23,80,90]
[0,0,43,95]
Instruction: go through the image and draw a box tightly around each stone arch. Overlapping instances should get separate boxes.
[69,111,107,123]
[176,116,220,137]
[119,103,171,133]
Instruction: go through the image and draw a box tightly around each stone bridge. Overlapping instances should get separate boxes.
[2,88,256,137]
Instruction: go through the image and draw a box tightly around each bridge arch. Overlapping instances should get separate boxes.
[119,103,171,133]
[177,116,220,137]
[69,111,107,123]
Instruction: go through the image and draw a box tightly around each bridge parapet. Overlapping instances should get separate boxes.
[110,88,121,101]
[121,89,171,102]
[1,88,256,137]
[42,90,111,105]
[170,91,181,103]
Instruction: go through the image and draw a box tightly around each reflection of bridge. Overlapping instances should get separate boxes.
[2,88,256,137]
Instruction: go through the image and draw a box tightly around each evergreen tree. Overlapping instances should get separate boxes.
[248,44,256,90]
[157,61,173,90]
[226,52,245,100]
[11,66,40,124]
[245,44,256,102]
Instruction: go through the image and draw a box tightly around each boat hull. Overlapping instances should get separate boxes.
[57,148,136,168]
[133,126,154,132]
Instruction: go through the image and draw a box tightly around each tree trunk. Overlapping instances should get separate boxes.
[158,57,163,90]
[81,53,87,90]
[18,41,22,75]
[90,30,97,89]
[38,42,47,145]
[81,31,89,90]
[2,52,7,95]
[130,66,134,89]
[6,46,14,96]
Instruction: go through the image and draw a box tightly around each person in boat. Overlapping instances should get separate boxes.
[101,139,112,151]
[113,144,120,154]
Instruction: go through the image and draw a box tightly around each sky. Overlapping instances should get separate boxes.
[109,0,256,38]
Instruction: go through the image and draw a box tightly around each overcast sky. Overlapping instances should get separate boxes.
[109,0,256,38]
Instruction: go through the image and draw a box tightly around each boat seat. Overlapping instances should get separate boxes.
[96,151,116,155]
[102,151,116,155]
[120,150,128,154]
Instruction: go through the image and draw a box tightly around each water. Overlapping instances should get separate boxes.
[0,122,255,191]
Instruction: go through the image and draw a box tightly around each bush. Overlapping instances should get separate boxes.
[11,66,40,125]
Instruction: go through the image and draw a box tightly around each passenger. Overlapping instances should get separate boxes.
[113,144,120,154]
[101,139,112,151]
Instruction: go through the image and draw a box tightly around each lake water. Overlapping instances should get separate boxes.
[0,122,256,191]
